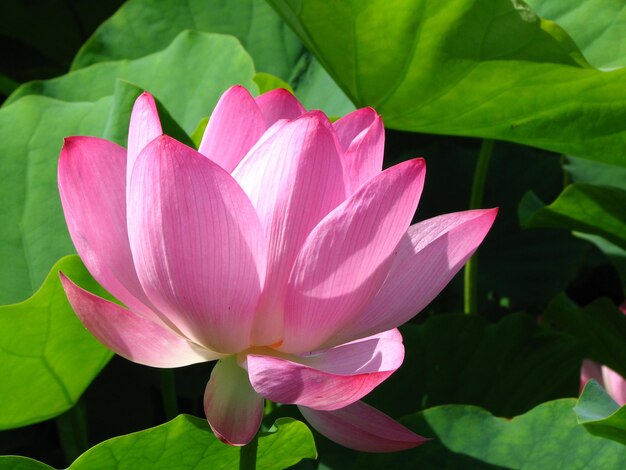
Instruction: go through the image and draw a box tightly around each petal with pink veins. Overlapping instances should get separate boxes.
[333,209,498,345]
[281,158,426,353]
[198,85,266,173]
[60,273,219,367]
[299,401,429,452]
[254,88,306,127]
[204,356,264,446]
[127,135,266,354]
[233,112,345,346]
[127,92,162,194]
[333,108,384,194]
[58,136,163,325]
[246,332,404,410]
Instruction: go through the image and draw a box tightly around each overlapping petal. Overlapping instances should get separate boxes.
[333,209,498,344]
[198,85,266,173]
[60,273,218,367]
[58,136,159,323]
[299,401,429,452]
[127,92,162,194]
[204,356,264,446]
[127,135,266,353]
[333,108,384,194]
[281,158,426,352]
[246,332,404,410]
[233,112,346,346]
[254,88,306,127]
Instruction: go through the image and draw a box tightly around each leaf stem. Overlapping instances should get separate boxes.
[159,369,178,421]
[239,433,259,470]
[55,402,89,465]
[464,138,494,314]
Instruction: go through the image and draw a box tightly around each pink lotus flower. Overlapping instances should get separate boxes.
[58,86,496,451]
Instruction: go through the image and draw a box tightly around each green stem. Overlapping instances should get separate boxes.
[464,139,494,315]
[159,369,178,421]
[239,434,259,470]
[264,399,276,417]
[55,402,89,465]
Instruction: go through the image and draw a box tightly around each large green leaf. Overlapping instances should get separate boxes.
[543,295,626,379]
[7,31,257,133]
[575,380,626,445]
[359,399,626,469]
[64,0,353,116]
[0,31,257,303]
[71,416,315,469]
[520,184,626,251]
[268,0,626,164]
[0,416,316,469]
[526,0,626,69]
[367,313,584,418]
[0,256,113,430]
[71,0,302,80]
[0,95,111,303]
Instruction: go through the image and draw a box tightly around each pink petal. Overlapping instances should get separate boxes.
[333,108,384,194]
[233,112,346,346]
[246,333,404,410]
[336,209,498,344]
[127,92,162,193]
[254,88,306,127]
[60,273,218,367]
[299,401,429,452]
[204,356,264,446]
[602,367,626,405]
[581,360,604,386]
[281,158,426,353]
[198,85,266,173]
[58,136,162,324]
[127,135,266,354]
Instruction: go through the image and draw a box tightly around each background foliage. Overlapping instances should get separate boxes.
[1,0,625,468]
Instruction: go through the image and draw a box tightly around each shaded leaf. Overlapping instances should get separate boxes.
[7,31,257,133]
[575,380,626,445]
[543,295,626,379]
[0,256,113,430]
[359,399,626,469]
[269,0,626,164]
[71,0,302,80]
[367,313,584,418]
[520,184,626,251]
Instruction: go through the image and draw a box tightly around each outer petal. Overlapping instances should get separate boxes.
[246,333,404,410]
[281,158,426,353]
[233,112,346,346]
[127,92,162,193]
[127,136,266,353]
[333,108,384,194]
[198,85,266,173]
[60,273,218,367]
[299,401,429,452]
[254,88,306,127]
[602,367,626,405]
[335,209,498,345]
[204,356,264,446]
[58,136,162,324]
